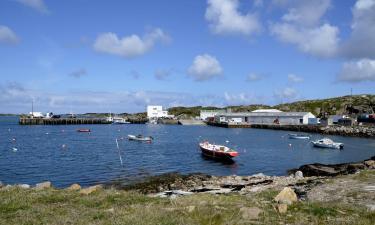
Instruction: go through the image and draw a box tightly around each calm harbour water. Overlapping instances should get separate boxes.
[1,116,375,188]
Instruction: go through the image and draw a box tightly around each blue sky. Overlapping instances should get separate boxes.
[0,0,375,113]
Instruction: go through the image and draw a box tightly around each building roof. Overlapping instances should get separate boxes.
[252,109,282,113]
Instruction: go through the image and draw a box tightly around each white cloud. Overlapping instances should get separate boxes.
[270,0,339,58]
[154,69,172,81]
[274,87,298,101]
[69,69,87,78]
[0,25,19,44]
[341,0,375,59]
[287,73,303,82]
[205,0,261,36]
[280,0,331,26]
[337,58,375,83]
[246,73,263,82]
[16,0,49,13]
[188,54,223,81]
[224,92,263,105]
[270,22,339,58]
[93,28,169,58]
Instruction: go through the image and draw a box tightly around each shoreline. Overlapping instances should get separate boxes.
[207,122,375,138]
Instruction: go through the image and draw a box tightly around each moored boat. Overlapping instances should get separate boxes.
[199,141,238,160]
[288,133,310,140]
[311,138,344,149]
[77,129,91,132]
[128,134,153,142]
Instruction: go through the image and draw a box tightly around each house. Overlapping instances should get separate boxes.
[147,105,174,119]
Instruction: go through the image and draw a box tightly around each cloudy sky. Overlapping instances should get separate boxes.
[0,0,374,113]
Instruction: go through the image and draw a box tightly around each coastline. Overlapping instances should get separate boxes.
[1,157,374,224]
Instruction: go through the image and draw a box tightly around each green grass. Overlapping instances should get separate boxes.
[0,186,374,225]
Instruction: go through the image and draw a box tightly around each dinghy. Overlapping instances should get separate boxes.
[288,133,310,140]
[199,141,238,160]
[128,134,153,142]
[77,129,91,132]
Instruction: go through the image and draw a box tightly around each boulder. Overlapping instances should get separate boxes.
[240,207,263,220]
[67,183,81,191]
[18,184,30,189]
[277,204,288,214]
[35,181,52,190]
[274,187,298,205]
[364,160,375,169]
[79,185,102,195]
[294,171,303,179]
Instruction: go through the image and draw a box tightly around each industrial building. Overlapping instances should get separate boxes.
[146,105,174,119]
[213,109,316,125]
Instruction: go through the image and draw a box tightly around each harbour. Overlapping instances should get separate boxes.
[19,117,112,125]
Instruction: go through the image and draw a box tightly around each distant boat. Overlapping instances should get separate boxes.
[199,141,238,160]
[128,134,153,142]
[113,117,130,124]
[288,133,310,140]
[77,129,91,133]
[311,138,344,149]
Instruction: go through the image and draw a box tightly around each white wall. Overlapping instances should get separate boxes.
[147,105,173,119]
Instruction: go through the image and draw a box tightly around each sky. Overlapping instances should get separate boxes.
[0,0,375,114]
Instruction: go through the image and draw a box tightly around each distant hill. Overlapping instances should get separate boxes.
[167,95,375,118]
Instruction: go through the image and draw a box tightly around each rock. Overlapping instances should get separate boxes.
[0,181,3,188]
[240,207,263,220]
[187,206,195,212]
[277,204,288,214]
[364,160,375,169]
[67,183,81,191]
[18,184,30,189]
[79,185,102,195]
[252,173,266,178]
[105,208,115,213]
[366,204,375,211]
[35,181,52,190]
[294,171,303,179]
[274,187,298,205]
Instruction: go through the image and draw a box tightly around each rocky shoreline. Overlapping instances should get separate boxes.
[1,156,374,196]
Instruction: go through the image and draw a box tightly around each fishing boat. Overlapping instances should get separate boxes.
[199,141,238,160]
[128,134,153,142]
[288,133,310,140]
[77,129,91,132]
[113,117,131,124]
[311,138,344,149]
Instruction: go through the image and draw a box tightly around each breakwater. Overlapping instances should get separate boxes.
[19,117,112,125]
[207,122,375,138]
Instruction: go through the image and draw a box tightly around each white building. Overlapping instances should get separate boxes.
[29,112,44,118]
[200,109,226,120]
[147,105,174,119]
[214,110,316,125]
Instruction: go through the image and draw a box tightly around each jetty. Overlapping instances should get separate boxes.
[19,117,111,125]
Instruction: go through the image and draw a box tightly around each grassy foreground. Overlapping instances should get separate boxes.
[0,184,374,225]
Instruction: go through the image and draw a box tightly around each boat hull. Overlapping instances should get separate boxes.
[312,142,344,149]
[199,146,238,159]
[128,135,152,142]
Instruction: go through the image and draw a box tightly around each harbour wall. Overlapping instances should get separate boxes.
[19,117,112,125]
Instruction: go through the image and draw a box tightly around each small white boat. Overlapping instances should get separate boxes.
[113,117,130,124]
[128,134,153,142]
[311,138,344,149]
[288,133,310,140]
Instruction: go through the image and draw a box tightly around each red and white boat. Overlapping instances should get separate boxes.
[199,141,239,160]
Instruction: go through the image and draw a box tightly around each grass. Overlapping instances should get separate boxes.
[1,186,374,225]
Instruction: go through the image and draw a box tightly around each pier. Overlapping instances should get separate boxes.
[19,117,112,125]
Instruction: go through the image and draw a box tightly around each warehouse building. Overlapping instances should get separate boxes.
[214,109,316,125]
